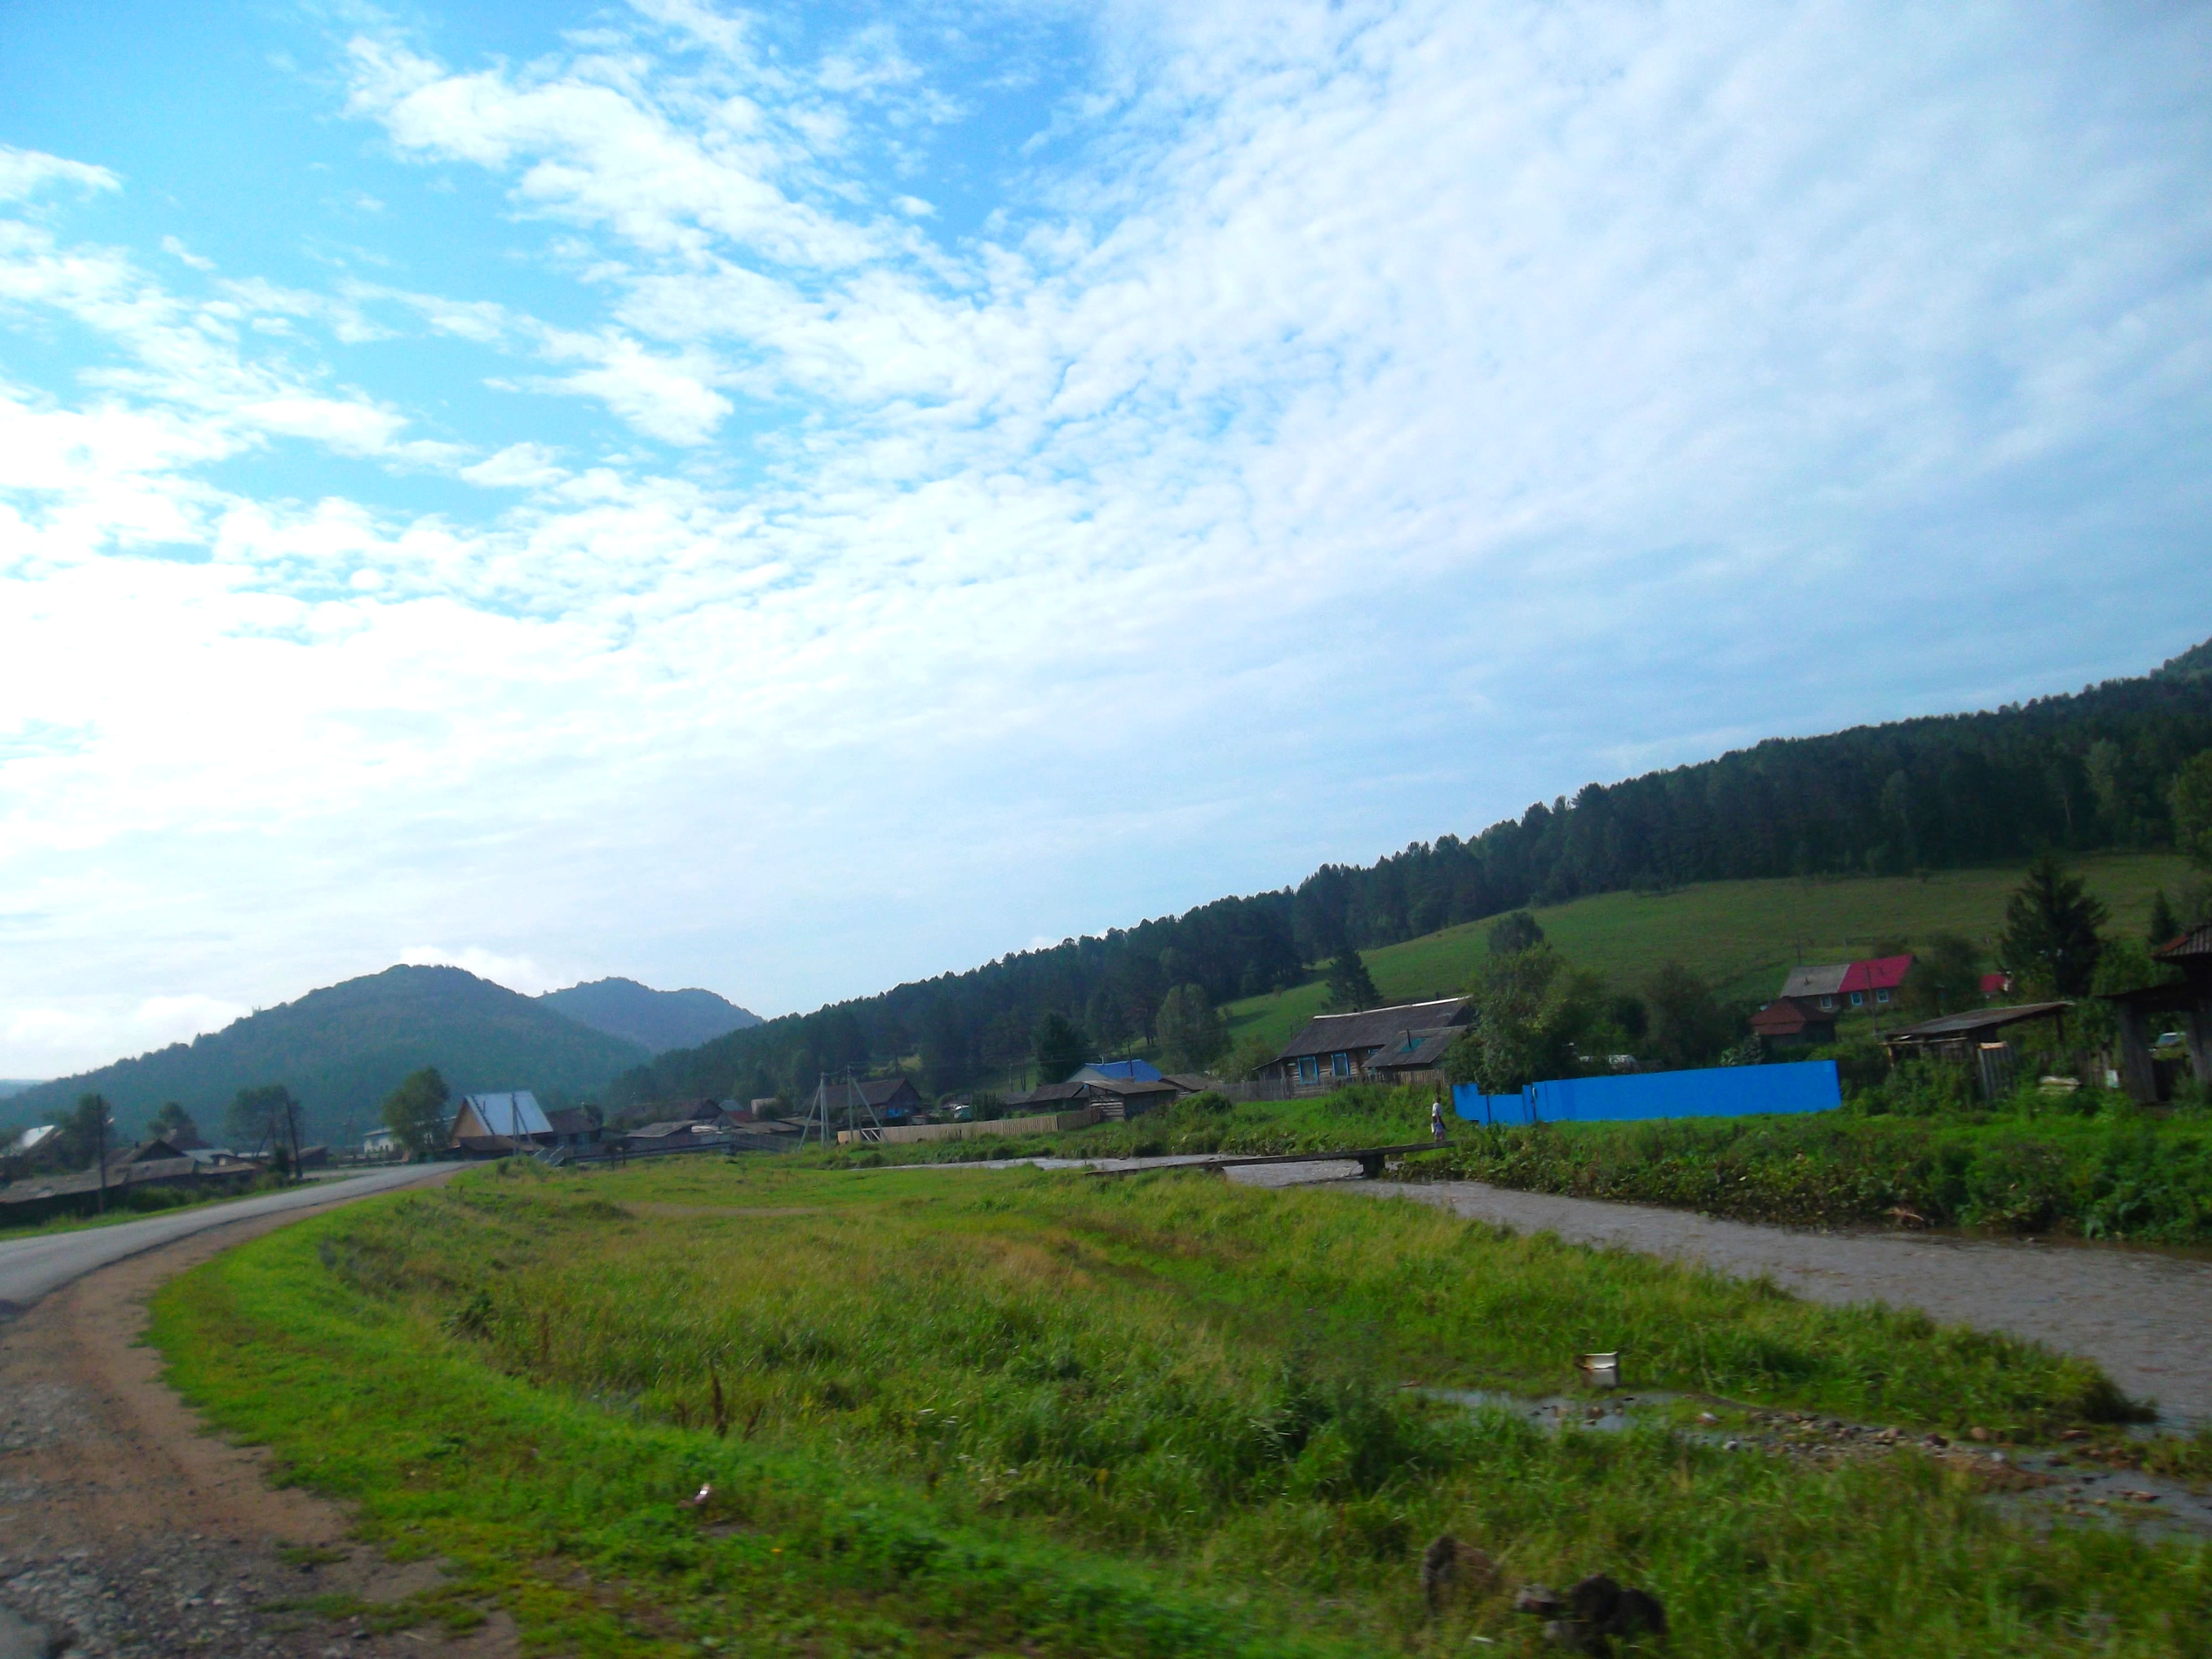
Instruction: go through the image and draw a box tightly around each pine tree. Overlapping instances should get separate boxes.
[1032,1013,1088,1085]
[2149,888,2181,948]
[1325,950,1380,1013]
[1997,853,2108,996]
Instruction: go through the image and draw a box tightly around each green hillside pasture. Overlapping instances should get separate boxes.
[149,1160,2195,1657]
[1220,853,2194,1052]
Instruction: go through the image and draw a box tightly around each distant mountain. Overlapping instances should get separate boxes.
[0,1080,42,1100]
[540,977,760,1054]
[5,966,648,1143]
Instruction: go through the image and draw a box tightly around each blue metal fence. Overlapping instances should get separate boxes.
[1452,1060,1841,1125]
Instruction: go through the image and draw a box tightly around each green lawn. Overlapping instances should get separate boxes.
[1220,852,2193,1051]
[145,1159,2212,1657]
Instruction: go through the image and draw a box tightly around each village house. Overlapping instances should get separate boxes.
[1008,1071,1188,1119]
[1267,998,1474,1088]
[450,1091,601,1154]
[1752,953,1916,1046]
[1360,1027,1460,1088]
[818,1076,926,1122]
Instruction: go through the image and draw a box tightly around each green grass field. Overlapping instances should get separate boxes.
[1219,853,2194,1052]
[147,1160,2211,1657]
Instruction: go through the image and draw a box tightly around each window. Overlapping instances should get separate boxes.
[1299,1055,1319,1081]
[1819,996,1835,1011]
[1332,1052,1350,1078]
[1850,990,1865,1008]
[1875,988,1890,1004]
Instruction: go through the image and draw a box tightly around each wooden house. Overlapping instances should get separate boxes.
[1269,998,1473,1088]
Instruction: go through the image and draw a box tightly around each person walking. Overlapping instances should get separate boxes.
[1430,1097,1447,1146]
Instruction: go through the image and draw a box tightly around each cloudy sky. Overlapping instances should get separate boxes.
[2,0,2208,1079]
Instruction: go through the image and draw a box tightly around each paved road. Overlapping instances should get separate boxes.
[0,1164,450,1313]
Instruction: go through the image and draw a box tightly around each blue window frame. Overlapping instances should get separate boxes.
[1299,1055,1319,1081]
[1850,990,1865,1007]
[1332,1052,1350,1077]
[1875,988,1890,1004]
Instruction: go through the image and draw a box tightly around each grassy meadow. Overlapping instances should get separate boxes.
[147,1158,2212,1656]
[1218,852,2193,1052]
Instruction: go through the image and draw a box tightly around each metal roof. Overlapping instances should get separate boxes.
[1839,954,1914,993]
[1880,1001,2072,1042]
[2154,921,2212,962]
[1364,1028,1459,1070]
[1275,998,1473,1061]
[459,1092,551,1136]
[1071,1059,1164,1083]
[1778,963,1849,999]
[6,1124,58,1155]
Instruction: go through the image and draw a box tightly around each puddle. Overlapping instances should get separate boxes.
[1422,1386,1687,1435]
[1418,1385,2212,1543]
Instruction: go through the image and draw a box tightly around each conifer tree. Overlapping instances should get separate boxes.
[1997,853,2107,996]
[1324,949,1380,1012]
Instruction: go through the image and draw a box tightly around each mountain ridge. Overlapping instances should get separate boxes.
[4,966,649,1143]
[539,977,760,1054]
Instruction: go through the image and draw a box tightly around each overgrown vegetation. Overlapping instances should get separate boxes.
[818,1070,2212,1244]
[1424,1098,2212,1240]
[152,1161,2206,1656]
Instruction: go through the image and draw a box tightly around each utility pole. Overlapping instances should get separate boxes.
[93,1094,109,1215]
[286,1092,304,1185]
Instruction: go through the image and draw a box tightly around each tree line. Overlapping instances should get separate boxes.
[608,645,2212,1109]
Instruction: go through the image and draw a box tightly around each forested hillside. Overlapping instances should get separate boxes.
[540,978,760,1053]
[8,967,648,1144]
[613,638,2212,1108]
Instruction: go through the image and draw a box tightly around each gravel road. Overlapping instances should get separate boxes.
[1237,1164,2212,1428]
[0,1165,450,1316]
[966,1154,2212,1428]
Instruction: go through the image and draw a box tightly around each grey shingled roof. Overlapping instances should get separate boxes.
[1274,998,1472,1063]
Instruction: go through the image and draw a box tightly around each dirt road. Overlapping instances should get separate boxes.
[0,1169,517,1659]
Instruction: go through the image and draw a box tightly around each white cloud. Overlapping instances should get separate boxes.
[397,946,562,996]
[2,0,2210,1079]
[461,441,567,488]
[0,993,244,1085]
[160,234,216,270]
[0,145,118,204]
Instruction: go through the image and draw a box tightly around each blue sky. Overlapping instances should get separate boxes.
[2,0,2209,1078]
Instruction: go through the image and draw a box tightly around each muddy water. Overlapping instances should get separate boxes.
[1338,1175,2212,1428]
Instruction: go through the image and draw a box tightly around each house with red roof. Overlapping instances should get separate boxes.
[1750,953,1916,1046]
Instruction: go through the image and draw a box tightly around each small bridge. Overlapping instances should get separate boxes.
[1087,1142,1437,1181]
